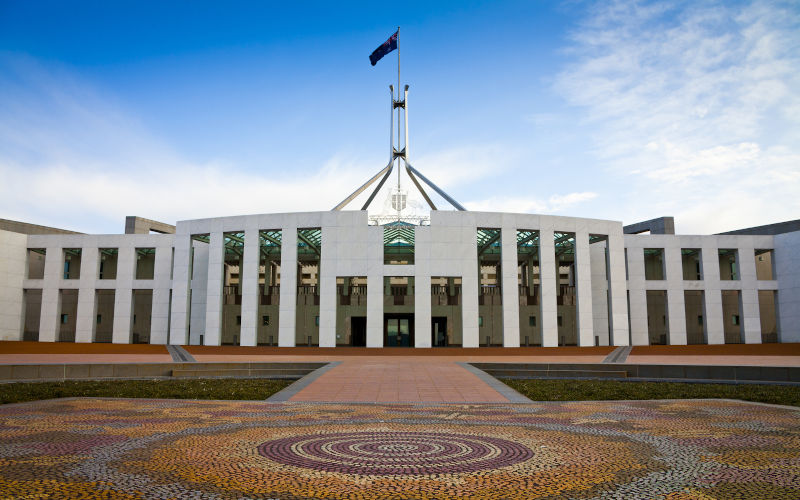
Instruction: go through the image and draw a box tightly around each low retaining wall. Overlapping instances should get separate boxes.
[471,362,800,384]
[0,362,327,383]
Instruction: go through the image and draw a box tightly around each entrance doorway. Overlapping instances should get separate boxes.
[384,314,414,347]
[351,316,367,346]
[432,317,448,346]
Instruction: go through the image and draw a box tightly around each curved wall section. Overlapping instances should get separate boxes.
[2,209,793,347]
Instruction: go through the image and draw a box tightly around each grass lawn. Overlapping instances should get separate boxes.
[0,378,292,405]
[502,378,800,407]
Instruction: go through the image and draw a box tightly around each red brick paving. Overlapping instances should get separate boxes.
[289,357,509,403]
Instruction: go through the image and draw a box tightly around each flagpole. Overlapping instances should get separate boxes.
[396,26,401,221]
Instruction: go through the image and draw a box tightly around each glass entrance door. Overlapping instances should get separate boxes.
[432,317,448,346]
[384,314,413,346]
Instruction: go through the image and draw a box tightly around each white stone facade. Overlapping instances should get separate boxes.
[1,210,797,346]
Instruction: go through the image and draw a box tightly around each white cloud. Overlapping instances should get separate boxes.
[465,192,597,214]
[0,55,506,232]
[0,156,377,233]
[412,144,522,189]
[556,0,800,233]
[0,56,382,232]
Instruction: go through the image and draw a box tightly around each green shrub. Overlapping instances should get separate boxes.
[502,379,800,407]
[0,378,292,405]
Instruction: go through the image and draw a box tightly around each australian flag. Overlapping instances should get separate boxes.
[369,31,398,66]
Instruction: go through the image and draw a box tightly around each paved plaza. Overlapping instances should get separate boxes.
[2,342,799,498]
[1,397,799,499]
[284,359,512,402]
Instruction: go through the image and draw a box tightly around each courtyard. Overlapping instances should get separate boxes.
[1,397,798,499]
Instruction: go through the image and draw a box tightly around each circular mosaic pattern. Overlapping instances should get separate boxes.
[257,431,534,475]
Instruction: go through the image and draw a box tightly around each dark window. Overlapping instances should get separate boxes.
[529,316,536,327]
[60,314,68,324]
[698,315,703,325]
[262,315,270,326]
[732,315,740,326]
[96,315,101,324]
[557,315,562,327]
[236,315,241,325]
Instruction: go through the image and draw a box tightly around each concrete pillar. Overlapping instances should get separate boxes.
[366,225,384,347]
[607,227,629,346]
[664,245,687,345]
[169,234,192,345]
[701,244,724,344]
[203,232,225,345]
[575,229,594,347]
[415,274,431,347]
[239,228,260,346]
[738,245,761,343]
[278,226,298,347]
[188,243,208,345]
[38,246,62,342]
[539,228,558,347]
[626,245,648,345]
[318,227,336,348]
[590,242,610,346]
[775,231,800,343]
[501,227,520,347]
[75,246,99,343]
[150,244,173,344]
[461,227,480,348]
[0,230,27,341]
[112,246,135,343]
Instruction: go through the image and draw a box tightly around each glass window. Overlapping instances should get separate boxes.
[644,248,665,280]
[718,249,739,280]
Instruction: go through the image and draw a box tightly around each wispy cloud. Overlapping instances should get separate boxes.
[465,192,597,214]
[413,144,523,189]
[0,53,373,231]
[0,56,501,232]
[556,0,800,233]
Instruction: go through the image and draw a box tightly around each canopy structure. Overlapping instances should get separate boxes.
[383,220,415,247]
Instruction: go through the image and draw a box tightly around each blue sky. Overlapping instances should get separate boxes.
[1,0,798,234]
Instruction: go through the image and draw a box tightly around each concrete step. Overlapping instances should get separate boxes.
[171,368,314,378]
[486,369,628,379]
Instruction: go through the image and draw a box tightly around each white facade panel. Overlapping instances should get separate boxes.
[0,230,27,341]
[500,225,520,347]
[239,227,260,347]
[575,229,594,346]
[2,211,796,349]
[75,244,99,343]
[776,231,800,342]
[278,221,298,347]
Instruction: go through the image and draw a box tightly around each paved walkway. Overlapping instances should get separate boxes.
[288,357,510,403]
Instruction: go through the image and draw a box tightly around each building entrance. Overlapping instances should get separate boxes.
[351,316,367,346]
[432,317,448,346]
[384,314,414,347]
